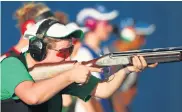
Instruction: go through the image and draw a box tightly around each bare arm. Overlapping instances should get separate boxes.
[92,68,127,98]
[15,70,73,105]
[92,56,157,98]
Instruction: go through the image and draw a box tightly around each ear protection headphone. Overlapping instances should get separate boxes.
[29,19,59,61]
[84,18,98,31]
[21,11,55,35]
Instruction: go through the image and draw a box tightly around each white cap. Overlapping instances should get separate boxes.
[24,19,83,39]
[66,22,89,33]
[77,5,119,25]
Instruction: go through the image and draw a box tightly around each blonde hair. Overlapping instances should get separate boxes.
[14,2,50,27]
[44,37,60,50]
[44,37,72,50]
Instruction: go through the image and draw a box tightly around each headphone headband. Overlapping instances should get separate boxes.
[36,19,60,40]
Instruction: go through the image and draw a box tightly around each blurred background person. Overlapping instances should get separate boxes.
[112,18,155,51]
[111,18,155,112]
[73,5,119,112]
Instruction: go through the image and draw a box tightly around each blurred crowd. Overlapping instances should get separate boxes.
[2,2,156,112]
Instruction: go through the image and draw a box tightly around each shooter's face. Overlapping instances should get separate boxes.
[46,39,73,63]
[95,21,113,41]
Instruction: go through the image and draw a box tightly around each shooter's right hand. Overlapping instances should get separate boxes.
[69,62,102,84]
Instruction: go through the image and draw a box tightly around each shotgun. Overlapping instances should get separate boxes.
[29,46,182,81]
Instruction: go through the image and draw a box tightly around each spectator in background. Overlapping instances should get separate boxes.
[113,18,155,51]
[74,5,119,112]
[111,18,156,112]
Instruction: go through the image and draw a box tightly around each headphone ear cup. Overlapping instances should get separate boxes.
[84,18,97,31]
[28,19,59,61]
[29,37,47,61]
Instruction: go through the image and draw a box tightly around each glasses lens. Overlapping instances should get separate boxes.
[56,46,74,58]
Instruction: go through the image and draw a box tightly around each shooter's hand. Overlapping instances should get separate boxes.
[126,56,158,73]
[69,63,102,84]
